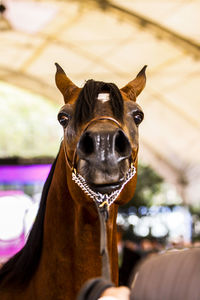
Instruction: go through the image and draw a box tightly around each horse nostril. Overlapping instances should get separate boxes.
[78,132,94,155]
[115,130,131,158]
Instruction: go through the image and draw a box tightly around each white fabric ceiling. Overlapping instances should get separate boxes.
[0,0,200,206]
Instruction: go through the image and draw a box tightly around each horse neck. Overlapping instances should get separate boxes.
[35,146,119,299]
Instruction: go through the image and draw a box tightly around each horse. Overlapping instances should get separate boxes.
[0,63,146,299]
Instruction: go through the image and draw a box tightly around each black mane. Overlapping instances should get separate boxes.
[0,153,59,290]
[74,80,124,128]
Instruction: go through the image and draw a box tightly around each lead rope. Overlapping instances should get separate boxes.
[95,201,111,281]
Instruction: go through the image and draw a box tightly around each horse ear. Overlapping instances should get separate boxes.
[55,63,79,103]
[121,65,147,101]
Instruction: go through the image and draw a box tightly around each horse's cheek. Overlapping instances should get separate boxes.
[115,175,137,206]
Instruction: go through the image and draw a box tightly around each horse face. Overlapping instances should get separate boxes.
[55,64,146,203]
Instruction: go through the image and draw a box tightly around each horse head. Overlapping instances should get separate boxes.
[55,63,146,207]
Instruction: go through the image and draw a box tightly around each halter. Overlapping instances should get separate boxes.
[63,116,137,281]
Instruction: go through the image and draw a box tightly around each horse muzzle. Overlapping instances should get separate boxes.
[76,125,132,194]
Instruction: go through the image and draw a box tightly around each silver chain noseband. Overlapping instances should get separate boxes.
[72,163,136,208]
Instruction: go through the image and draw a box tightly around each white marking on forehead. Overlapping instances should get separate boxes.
[97,93,110,103]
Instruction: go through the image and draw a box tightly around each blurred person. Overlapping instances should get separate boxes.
[119,240,141,286]
[129,247,200,300]
[78,247,200,300]
[140,238,153,252]
[119,237,160,286]
[193,240,200,247]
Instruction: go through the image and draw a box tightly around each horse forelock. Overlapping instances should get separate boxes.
[73,80,124,128]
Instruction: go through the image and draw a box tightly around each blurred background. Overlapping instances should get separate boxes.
[0,0,200,281]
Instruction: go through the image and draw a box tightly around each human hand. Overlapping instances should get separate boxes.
[99,286,130,300]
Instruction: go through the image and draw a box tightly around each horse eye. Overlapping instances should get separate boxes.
[58,113,70,127]
[133,112,144,126]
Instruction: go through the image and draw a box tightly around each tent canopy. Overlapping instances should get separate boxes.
[0,0,200,206]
